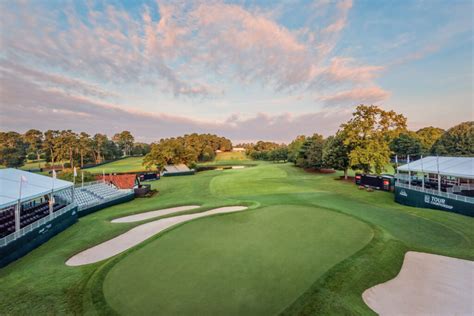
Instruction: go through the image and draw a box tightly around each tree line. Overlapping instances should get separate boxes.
[0,129,150,168]
[247,105,473,178]
[143,133,232,170]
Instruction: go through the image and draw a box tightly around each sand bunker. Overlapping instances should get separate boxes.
[66,206,248,266]
[111,205,201,223]
[363,251,474,315]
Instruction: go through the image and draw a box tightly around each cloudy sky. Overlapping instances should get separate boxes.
[0,0,472,143]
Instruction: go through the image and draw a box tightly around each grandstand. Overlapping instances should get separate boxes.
[0,169,78,267]
[0,169,134,268]
[395,156,474,216]
[57,181,134,215]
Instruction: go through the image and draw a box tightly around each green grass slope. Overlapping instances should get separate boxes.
[0,161,472,315]
[85,157,152,174]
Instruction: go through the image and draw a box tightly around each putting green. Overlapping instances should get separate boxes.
[103,205,373,315]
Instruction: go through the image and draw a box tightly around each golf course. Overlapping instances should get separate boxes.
[0,156,473,315]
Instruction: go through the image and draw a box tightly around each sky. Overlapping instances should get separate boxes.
[0,0,472,143]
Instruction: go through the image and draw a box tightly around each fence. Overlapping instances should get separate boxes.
[77,190,134,212]
[0,202,77,247]
[395,182,474,204]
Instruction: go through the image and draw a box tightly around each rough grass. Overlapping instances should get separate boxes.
[0,161,473,315]
[85,157,153,174]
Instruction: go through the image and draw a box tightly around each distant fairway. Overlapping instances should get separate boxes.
[85,156,152,174]
[1,158,473,315]
[216,151,247,161]
[104,205,372,315]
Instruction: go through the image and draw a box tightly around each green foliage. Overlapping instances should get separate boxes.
[342,104,407,173]
[0,131,26,168]
[58,170,96,182]
[431,121,473,156]
[112,131,135,156]
[1,163,473,315]
[296,134,325,168]
[390,132,423,156]
[245,141,288,162]
[416,126,444,153]
[23,129,43,160]
[143,134,232,170]
[132,143,151,156]
[268,146,289,162]
[323,131,350,177]
[287,135,306,162]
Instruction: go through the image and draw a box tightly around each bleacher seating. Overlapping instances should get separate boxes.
[0,202,65,238]
[57,182,130,210]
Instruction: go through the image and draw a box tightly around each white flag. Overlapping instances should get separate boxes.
[52,170,57,179]
[20,175,28,184]
[73,167,77,177]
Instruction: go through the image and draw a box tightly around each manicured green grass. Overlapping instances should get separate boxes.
[85,156,153,174]
[104,205,372,315]
[216,151,247,161]
[0,161,473,315]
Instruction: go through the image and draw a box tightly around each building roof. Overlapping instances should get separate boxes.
[163,164,191,173]
[397,156,474,179]
[100,174,137,189]
[0,168,73,208]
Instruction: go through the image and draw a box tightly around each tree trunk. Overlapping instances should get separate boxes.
[344,169,348,180]
[80,150,84,168]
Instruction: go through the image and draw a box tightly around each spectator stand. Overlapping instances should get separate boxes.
[394,156,474,216]
[0,169,78,268]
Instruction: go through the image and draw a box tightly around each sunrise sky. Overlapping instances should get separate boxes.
[0,0,472,143]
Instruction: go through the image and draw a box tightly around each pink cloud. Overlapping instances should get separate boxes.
[319,86,390,106]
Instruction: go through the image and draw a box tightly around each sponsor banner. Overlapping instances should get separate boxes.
[395,186,473,217]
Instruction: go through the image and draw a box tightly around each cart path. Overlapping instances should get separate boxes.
[66,206,248,266]
[363,251,474,316]
[111,205,201,223]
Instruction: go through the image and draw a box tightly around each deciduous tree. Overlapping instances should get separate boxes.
[431,121,473,156]
[341,105,407,173]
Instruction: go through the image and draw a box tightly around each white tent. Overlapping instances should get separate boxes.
[163,164,191,173]
[0,169,73,208]
[397,156,474,179]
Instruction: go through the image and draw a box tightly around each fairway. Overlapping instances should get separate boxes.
[1,162,473,315]
[85,157,151,174]
[104,205,373,315]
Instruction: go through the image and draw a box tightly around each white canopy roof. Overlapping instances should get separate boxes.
[397,156,474,179]
[0,169,73,208]
[163,164,191,173]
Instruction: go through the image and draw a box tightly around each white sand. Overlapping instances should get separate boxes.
[111,205,201,223]
[363,251,474,316]
[66,206,248,266]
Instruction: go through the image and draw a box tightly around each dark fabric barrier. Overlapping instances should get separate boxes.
[395,186,474,217]
[0,206,78,268]
[162,171,195,177]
